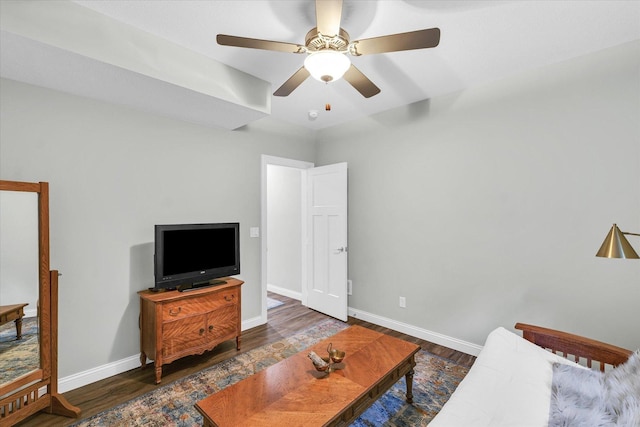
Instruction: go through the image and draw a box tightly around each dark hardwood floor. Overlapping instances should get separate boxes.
[18,293,475,426]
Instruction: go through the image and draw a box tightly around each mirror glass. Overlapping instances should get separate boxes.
[0,190,40,387]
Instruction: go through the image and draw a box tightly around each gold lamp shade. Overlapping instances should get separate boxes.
[596,224,640,259]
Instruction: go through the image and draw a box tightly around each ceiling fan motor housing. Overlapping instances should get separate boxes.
[305,27,350,52]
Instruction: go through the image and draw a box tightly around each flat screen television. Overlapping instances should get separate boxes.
[154,222,240,291]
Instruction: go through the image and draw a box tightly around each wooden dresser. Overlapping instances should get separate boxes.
[138,278,243,384]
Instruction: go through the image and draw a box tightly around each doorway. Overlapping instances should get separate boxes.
[261,155,313,323]
[261,155,349,324]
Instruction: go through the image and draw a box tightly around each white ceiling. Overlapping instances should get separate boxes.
[3,1,640,130]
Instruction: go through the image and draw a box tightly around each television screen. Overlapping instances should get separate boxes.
[154,223,240,291]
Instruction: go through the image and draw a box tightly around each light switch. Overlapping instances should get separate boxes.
[250,227,260,238]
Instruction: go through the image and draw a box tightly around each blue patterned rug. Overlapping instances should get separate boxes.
[72,319,469,426]
[0,316,39,384]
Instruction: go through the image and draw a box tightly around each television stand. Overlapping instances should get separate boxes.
[177,279,227,292]
[139,278,243,383]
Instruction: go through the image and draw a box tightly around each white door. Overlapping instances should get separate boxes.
[305,163,348,321]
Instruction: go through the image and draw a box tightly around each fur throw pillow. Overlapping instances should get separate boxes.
[548,350,640,427]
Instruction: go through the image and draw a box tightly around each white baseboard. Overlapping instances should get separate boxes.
[267,283,301,301]
[59,315,264,393]
[348,307,482,357]
[241,315,264,331]
[59,354,142,393]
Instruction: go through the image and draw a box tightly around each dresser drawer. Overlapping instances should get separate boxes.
[162,289,238,320]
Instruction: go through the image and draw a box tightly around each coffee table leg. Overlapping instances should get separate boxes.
[15,317,23,340]
[405,369,415,403]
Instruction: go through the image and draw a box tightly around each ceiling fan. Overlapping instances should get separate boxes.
[217,0,440,98]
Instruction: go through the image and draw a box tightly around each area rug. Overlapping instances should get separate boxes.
[0,316,39,384]
[267,296,284,310]
[71,319,469,427]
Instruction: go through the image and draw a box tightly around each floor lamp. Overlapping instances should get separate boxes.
[596,224,640,259]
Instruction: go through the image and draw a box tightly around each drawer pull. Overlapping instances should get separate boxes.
[169,307,182,316]
[224,295,234,302]
[209,325,214,332]
[199,328,205,335]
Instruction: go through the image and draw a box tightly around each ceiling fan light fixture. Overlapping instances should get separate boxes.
[304,50,350,83]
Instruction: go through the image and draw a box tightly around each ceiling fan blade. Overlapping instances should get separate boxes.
[273,67,311,97]
[316,0,343,37]
[350,28,440,56]
[343,64,380,98]
[217,34,305,54]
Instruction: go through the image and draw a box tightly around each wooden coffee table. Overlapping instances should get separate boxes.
[0,303,28,340]
[195,325,420,426]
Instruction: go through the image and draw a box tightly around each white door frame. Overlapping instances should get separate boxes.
[260,155,314,324]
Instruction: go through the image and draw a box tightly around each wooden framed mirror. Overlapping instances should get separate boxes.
[0,180,80,425]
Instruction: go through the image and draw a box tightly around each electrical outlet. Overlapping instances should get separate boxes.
[399,296,406,308]
[347,279,353,295]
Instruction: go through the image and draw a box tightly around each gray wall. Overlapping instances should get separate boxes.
[0,191,39,316]
[316,40,640,351]
[0,78,316,377]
